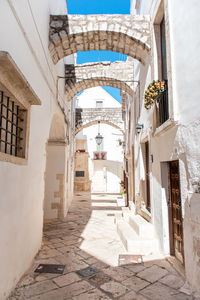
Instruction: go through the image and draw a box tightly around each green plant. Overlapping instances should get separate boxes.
[120,190,126,195]
[120,180,125,187]
[144,80,165,110]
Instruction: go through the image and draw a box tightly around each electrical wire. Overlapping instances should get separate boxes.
[59,76,139,83]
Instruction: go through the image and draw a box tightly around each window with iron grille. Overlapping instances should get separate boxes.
[0,90,27,158]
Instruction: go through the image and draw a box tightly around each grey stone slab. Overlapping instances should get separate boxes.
[137,265,168,283]
[140,282,193,300]
[122,276,150,292]
[35,273,60,282]
[14,280,57,298]
[88,271,112,286]
[53,272,81,287]
[119,291,148,300]
[72,288,111,299]
[30,280,94,300]
[124,264,146,274]
[102,266,134,282]
[17,275,35,287]
[159,274,185,289]
[76,266,99,278]
[100,280,130,298]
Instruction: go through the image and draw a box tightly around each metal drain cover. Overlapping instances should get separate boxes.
[118,254,143,266]
[76,266,99,278]
[34,264,65,274]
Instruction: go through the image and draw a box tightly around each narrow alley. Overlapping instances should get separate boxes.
[1,0,200,298]
[9,193,196,300]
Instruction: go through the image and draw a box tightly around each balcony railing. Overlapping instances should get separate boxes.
[156,82,169,126]
[93,151,107,160]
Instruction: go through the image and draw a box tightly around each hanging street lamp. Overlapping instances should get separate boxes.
[95,121,103,146]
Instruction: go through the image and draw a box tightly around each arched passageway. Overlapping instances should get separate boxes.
[75,119,124,136]
[49,14,150,64]
[65,60,134,100]
[66,77,133,100]
[75,121,124,193]
[44,114,68,220]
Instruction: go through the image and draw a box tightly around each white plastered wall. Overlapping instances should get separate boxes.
[76,87,123,193]
[0,0,74,298]
[130,0,200,292]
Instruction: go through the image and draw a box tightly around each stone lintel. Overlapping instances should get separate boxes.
[0,51,41,106]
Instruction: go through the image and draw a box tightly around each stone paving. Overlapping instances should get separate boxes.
[8,193,199,300]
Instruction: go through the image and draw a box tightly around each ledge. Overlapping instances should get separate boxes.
[0,152,28,165]
[139,206,151,222]
[48,140,67,146]
[0,51,41,106]
[153,118,178,137]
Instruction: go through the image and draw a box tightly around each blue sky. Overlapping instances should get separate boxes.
[67,0,130,15]
[67,0,130,103]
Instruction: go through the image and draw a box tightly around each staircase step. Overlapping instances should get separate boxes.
[114,212,123,224]
[129,215,155,239]
[117,220,158,255]
[121,207,131,222]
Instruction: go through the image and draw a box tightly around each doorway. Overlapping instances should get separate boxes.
[169,160,184,264]
[132,145,135,203]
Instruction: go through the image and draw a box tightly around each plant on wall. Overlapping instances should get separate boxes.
[144,80,165,109]
[93,152,100,159]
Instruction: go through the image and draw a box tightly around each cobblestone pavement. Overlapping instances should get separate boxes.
[8,193,199,300]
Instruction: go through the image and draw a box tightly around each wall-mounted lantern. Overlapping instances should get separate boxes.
[95,121,103,145]
[136,123,144,134]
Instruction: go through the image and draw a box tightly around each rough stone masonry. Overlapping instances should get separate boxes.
[49,14,150,64]
[65,60,134,101]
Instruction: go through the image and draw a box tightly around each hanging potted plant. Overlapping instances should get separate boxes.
[101,152,107,160]
[93,151,100,160]
[144,80,166,110]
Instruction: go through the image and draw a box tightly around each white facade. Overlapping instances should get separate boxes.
[76,86,121,108]
[127,0,200,292]
[0,1,74,298]
[76,87,123,193]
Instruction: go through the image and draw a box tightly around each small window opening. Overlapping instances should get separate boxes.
[0,90,27,158]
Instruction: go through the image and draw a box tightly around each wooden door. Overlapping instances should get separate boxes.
[169,160,184,264]
[132,145,135,203]
[124,171,129,207]
[145,142,151,212]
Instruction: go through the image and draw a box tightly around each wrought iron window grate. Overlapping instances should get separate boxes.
[156,82,169,126]
[0,90,27,158]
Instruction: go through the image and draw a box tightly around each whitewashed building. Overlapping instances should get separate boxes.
[0,0,75,298]
[124,0,200,292]
[75,87,124,193]
[1,0,200,297]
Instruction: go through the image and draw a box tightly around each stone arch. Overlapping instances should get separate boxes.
[66,77,133,100]
[49,15,150,65]
[65,60,134,101]
[44,114,67,221]
[49,114,65,141]
[75,120,124,135]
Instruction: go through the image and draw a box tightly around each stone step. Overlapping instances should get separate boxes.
[116,220,159,255]
[122,207,131,222]
[114,212,123,224]
[129,214,155,239]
